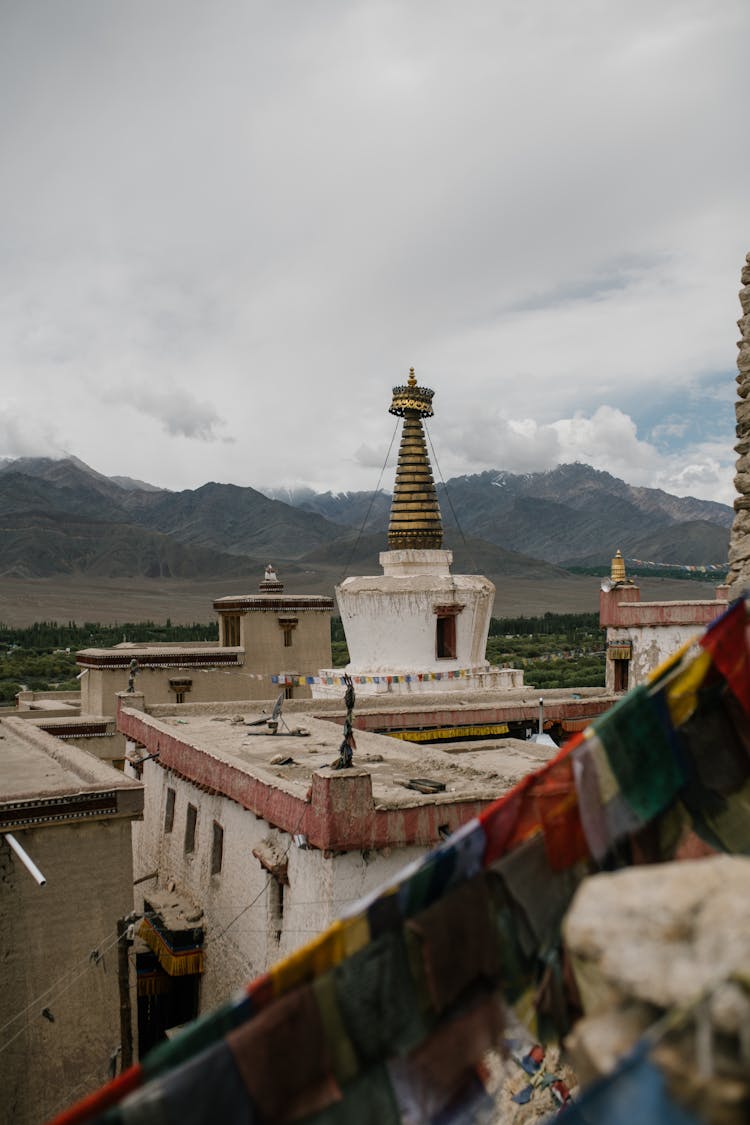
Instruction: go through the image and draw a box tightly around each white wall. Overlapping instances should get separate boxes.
[606,624,701,692]
[336,575,495,674]
[133,762,424,1014]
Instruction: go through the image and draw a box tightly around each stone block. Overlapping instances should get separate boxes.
[563,857,750,1012]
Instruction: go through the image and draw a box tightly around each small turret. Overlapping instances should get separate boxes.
[610,549,629,586]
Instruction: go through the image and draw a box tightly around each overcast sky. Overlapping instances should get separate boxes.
[0,0,747,503]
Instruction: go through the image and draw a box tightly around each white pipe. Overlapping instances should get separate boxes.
[538,697,544,735]
[5,833,47,886]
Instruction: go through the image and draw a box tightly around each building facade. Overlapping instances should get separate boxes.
[117,691,556,1043]
[600,551,728,693]
[76,567,334,720]
[0,719,143,1125]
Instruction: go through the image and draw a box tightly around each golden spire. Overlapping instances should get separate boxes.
[610,549,627,584]
[387,368,443,550]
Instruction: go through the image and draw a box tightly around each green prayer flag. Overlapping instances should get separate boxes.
[593,686,683,821]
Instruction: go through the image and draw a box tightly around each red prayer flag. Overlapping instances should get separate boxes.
[700,599,750,714]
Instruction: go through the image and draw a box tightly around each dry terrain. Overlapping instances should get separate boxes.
[0,573,723,627]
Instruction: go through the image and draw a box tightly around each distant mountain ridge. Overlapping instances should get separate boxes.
[0,455,731,579]
[269,464,732,566]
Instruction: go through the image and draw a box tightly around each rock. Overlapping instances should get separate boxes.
[728,250,750,597]
[563,858,750,1123]
[563,856,750,1013]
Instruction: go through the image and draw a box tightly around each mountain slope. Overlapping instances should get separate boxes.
[567,520,730,568]
[0,460,348,562]
[0,456,732,577]
[276,464,731,566]
[128,482,348,559]
[299,531,570,584]
[267,486,392,531]
[0,510,254,579]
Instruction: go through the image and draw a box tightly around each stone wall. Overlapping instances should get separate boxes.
[0,820,136,1125]
[728,250,750,595]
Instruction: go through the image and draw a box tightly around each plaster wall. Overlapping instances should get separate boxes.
[132,762,423,1014]
[237,610,332,679]
[64,731,127,763]
[0,819,135,1125]
[83,665,271,715]
[335,574,495,674]
[605,624,702,692]
[81,610,331,715]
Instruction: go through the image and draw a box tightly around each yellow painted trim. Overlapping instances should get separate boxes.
[389,723,510,742]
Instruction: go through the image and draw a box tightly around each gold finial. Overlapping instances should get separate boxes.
[389,370,434,419]
[610,549,627,585]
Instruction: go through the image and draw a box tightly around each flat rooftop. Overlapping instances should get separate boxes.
[146,685,613,735]
[77,644,242,668]
[0,716,142,830]
[125,707,557,808]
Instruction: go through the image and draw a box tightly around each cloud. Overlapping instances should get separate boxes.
[437,403,735,504]
[0,0,746,497]
[101,384,231,442]
[0,405,67,460]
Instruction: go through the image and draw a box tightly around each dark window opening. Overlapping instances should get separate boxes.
[268,876,285,943]
[211,822,224,875]
[184,803,197,854]
[436,614,457,659]
[283,627,293,648]
[284,684,294,700]
[164,788,176,834]
[613,659,629,693]
[136,950,200,1060]
[223,614,241,647]
[169,678,192,703]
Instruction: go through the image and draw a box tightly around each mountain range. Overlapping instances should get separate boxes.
[0,456,731,586]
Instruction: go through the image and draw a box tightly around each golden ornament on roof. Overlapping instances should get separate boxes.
[389,367,435,419]
[610,549,627,584]
[387,368,443,550]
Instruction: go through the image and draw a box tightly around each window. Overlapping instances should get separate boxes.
[169,677,192,703]
[164,788,176,833]
[436,614,457,659]
[223,614,241,647]
[278,617,298,648]
[184,803,197,854]
[268,876,284,943]
[284,683,294,700]
[434,604,463,660]
[614,659,629,693]
[211,822,224,875]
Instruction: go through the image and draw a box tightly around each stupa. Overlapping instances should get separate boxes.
[313,370,523,696]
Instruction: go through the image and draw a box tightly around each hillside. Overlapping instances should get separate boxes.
[0,456,732,578]
[567,520,731,569]
[275,464,731,567]
[0,510,253,579]
[299,531,568,584]
[0,459,348,567]
[128,482,344,559]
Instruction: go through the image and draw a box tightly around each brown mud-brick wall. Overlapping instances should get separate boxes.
[728,251,750,595]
